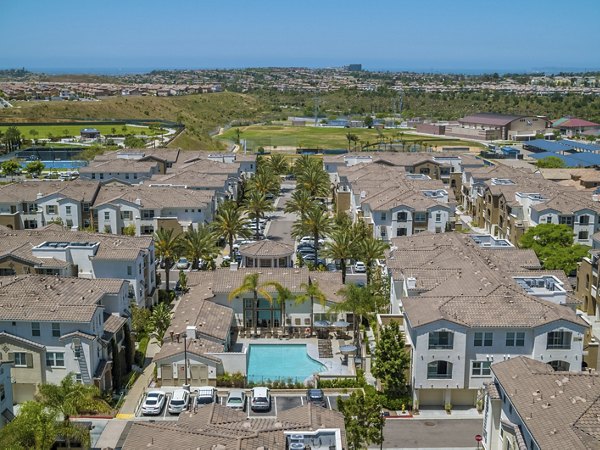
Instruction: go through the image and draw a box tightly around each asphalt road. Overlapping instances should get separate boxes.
[266,182,297,245]
[375,418,483,449]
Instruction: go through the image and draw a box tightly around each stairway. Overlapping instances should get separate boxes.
[73,340,92,384]
[317,339,333,358]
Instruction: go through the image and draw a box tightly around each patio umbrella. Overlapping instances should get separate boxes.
[339,344,358,354]
[313,320,331,328]
[332,320,350,328]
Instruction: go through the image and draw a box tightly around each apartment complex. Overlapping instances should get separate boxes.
[0,275,131,402]
[386,232,590,408]
[483,356,600,450]
[459,164,600,246]
[0,226,157,307]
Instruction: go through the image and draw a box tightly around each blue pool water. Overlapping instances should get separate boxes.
[19,160,88,170]
[247,344,325,383]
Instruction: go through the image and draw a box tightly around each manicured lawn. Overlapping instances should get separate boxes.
[216,125,482,150]
[0,123,163,139]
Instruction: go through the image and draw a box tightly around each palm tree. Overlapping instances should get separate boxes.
[292,204,333,262]
[248,169,280,197]
[182,225,217,270]
[331,284,375,346]
[154,228,182,292]
[292,154,314,176]
[356,236,389,285]
[149,302,172,344]
[267,153,289,176]
[322,229,355,284]
[228,273,274,334]
[261,282,293,330]
[36,373,110,448]
[244,190,273,239]
[284,189,313,218]
[295,280,327,334]
[211,201,252,257]
[296,163,330,198]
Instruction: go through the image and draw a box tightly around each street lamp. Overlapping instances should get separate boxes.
[379,410,386,450]
[182,332,188,387]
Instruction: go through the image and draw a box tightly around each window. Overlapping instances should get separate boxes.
[52,323,60,337]
[472,361,492,376]
[13,352,27,367]
[32,322,40,337]
[428,331,454,349]
[396,228,407,237]
[65,206,72,215]
[125,174,130,179]
[414,212,427,222]
[122,211,132,220]
[379,226,387,237]
[547,331,572,349]
[83,203,90,213]
[506,332,525,347]
[427,361,453,379]
[99,173,104,180]
[397,212,408,222]
[46,205,57,214]
[45,352,65,368]
[474,332,493,347]
[0,384,4,401]
[142,210,155,219]
[381,212,387,221]
[91,173,96,180]
[559,216,573,226]
[435,212,442,222]
[578,231,589,240]
[104,212,110,220]
[546,216,552,224]
[579,215,590,225]
[549,360,570,371]
[127,265,132,276]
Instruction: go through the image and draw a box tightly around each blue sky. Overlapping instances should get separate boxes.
[2,0,600,73]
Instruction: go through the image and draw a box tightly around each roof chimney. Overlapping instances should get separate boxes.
[230,262,239,271]
[406,277,417,290]
[135,198,142,205]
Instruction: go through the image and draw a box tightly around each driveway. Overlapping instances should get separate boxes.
[266,182,297,245]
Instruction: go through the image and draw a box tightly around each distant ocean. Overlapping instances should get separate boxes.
[19,66,600,76]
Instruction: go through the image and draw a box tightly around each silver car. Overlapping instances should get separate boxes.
[250,387,271,412]
[225,389,246,411]
[141,390,166,415]
[167,388,190,414]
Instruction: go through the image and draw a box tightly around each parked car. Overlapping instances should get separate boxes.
[306,389,327,408]
[167,389,190,414]
[354,261,367,273]
[250,387,271,412]
[297,242,316,251]
[195,386,218,407]
[176,257,190,269]
[141,390,166,415]
[225,389,246,410]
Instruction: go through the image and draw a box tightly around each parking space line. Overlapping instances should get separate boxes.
[327,396,332,410]
[274,396,278,416]
[300,396,304,406]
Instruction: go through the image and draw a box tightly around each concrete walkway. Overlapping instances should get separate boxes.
[458,212,487,234]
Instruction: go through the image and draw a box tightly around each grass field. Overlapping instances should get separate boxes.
[0,93,265,150]
[216,125,483,150]
[0,123,161,139]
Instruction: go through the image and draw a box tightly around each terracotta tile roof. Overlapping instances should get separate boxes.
[0,180,100,203]
[0,275,124,322]
[459,112,523,126]
[79,159,158,173]
[103,313,127,335]
[239,240,294,258]
[121,403,346,450]
[167,293,234,342]
[93,183,214,208]
[492,356,600,450]
[153,337,224,362]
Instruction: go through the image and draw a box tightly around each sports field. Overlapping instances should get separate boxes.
[0,123,163,139]
[217,125,482,150]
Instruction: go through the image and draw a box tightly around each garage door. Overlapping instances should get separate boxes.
[190,364,208,385]
[418,389,444,407]
[452,389,476,407]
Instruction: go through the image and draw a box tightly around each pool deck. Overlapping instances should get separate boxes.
[236,337,355,378]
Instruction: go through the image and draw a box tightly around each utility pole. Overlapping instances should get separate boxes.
[313,95,320,126]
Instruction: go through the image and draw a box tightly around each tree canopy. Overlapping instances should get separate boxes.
[519,223,589,273]
[372,321,410,400]
[536,155,566,168]
[338,390,384,450]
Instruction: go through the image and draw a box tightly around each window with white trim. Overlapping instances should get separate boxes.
[474,332,493,347]
[547,331,571,349]
[471,361,492,376]
[506,332,525,347]
[45,352,65,368]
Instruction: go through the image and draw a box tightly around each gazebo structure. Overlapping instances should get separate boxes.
[239,240,294,268]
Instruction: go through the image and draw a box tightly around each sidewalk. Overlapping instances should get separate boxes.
[116,337,161,418]
[457,212,487,234]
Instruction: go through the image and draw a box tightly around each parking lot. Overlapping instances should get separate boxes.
[135,391,348,420]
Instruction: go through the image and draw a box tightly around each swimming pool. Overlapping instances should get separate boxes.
[247,344,325,383]
[19,160,88,170]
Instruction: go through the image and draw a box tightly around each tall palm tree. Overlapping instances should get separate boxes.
[244,190,273,240]
[356,236,389,285]
[292,154,315,176]
[228,273,274,334]
[296,163,330,198]
[267,153,289,176]
[292,204,333,261]
[248,169,280,197]
[331,284,375,346]
[212,201,252,257]
[261,282,293,330]
[154,227,183,293]
[36,373,110,448]
[295,280,327,334]
[322,229,355,284]
[182,225,218,270]
[284,189,313,218]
